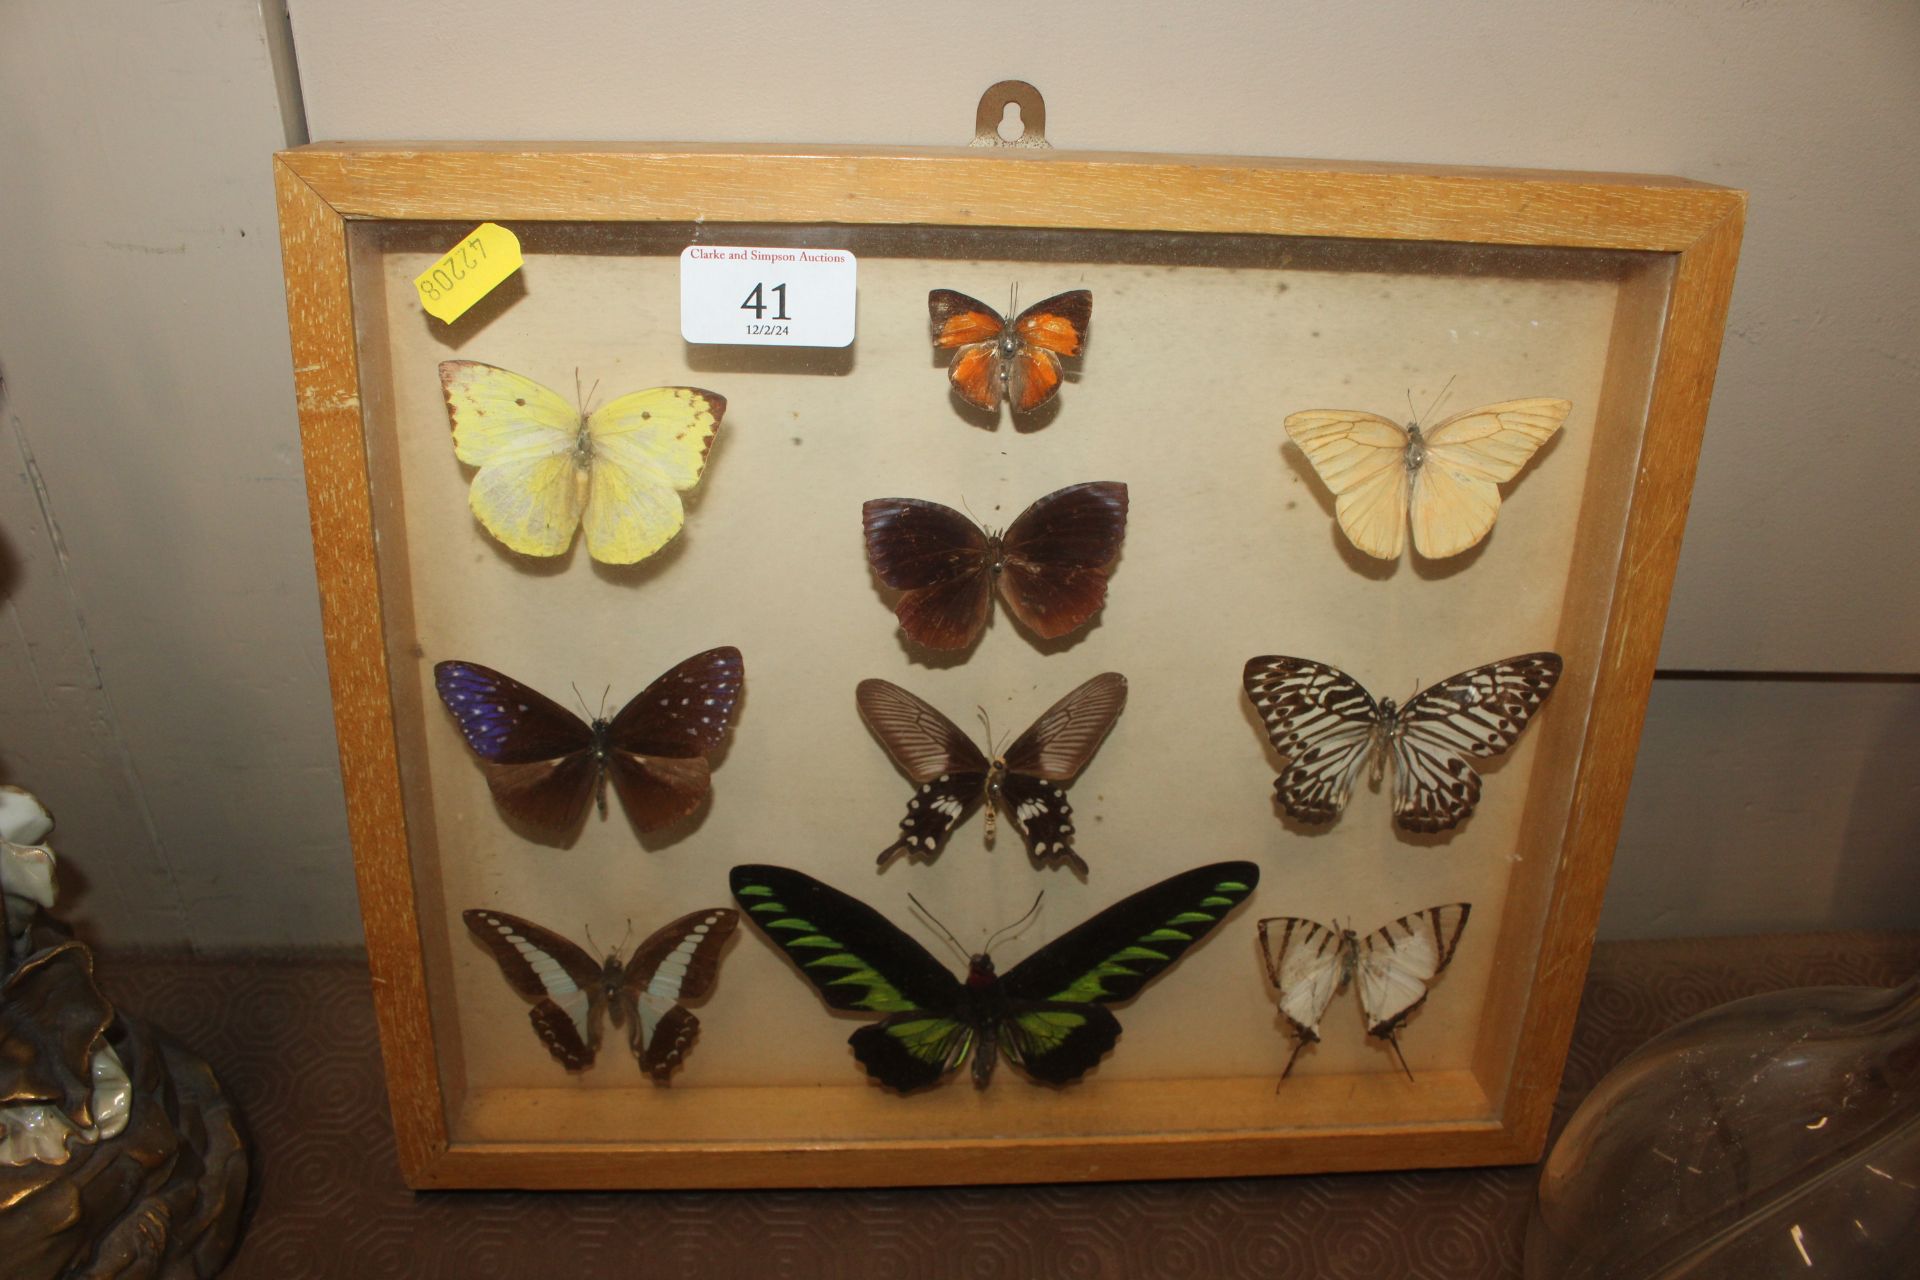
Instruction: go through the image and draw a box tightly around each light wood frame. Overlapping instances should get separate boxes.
[275,141,1743,1189]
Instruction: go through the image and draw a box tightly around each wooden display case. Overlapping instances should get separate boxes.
[274,134,1743,1189]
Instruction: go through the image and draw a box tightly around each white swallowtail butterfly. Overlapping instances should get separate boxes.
[1258,904,1471,1080]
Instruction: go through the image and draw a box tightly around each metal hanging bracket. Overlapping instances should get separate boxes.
[970,81,1050,148]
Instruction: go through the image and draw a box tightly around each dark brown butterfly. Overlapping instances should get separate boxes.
[463,906,737,1080]
[856,672,1127,872]
[928,288,1092,413]
[862,481,1128,651]
[434,648,743,838]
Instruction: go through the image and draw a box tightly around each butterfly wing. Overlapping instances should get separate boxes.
[619,907,738,1081]
[602,647,745,831]
[1353,904,1470,1040]
[856,679,991,864]
[1242,656,1384,825]
[462,909,606,1070]
[997,672,1127,870]
[861,497,994,650]
[1001,672,1129,782]
[1390,653,1562,833]
[1256,917,1348,1076]
[996,861,1259,1084]
[729,865,971,1091]
[1283,409,1412,559]
[575,386,725,565]
[440,362,589,557]
[995,480,1129,640]
[434,661,599,834]
[1410,398,1570,558]
[1005,289,1092,413]
[928,289,1008,411]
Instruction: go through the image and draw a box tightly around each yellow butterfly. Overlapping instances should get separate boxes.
[1285,397,1570,560]
[439,361,725,565]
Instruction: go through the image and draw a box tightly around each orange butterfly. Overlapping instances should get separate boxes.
[928,288,1092,414]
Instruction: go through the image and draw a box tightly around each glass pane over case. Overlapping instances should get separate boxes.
[346,220,1671,1150]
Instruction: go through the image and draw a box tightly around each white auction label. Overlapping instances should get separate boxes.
[679,245,857,347]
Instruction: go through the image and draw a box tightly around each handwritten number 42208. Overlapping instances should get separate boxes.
[418,236,489,303]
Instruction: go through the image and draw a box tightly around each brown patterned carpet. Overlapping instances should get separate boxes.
[93,933,1920,1280]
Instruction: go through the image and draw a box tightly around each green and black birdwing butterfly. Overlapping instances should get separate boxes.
[729,860,1259,1091]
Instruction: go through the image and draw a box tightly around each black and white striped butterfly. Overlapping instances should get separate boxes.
[462,906,737,1081]
[1257,904,1470,1080]
[856,673,1126,873]
[1242,652,1562,833]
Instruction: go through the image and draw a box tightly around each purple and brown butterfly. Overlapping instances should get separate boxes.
[434,647,743,840]
[862,481,1128,651]
[928,288,1092,415]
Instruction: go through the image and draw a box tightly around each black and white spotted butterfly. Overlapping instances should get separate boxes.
[1257,904,1470,1080]
[463,906,737,1081]
[1242,652,1562,833]
[856,673,1126,873]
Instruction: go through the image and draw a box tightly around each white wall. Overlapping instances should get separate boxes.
[0,0,358,947]
[0,0,1912,948]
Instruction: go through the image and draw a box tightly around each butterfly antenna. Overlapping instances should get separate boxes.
[599,684,611,719]
[975,706,1008,759]
[1281,1037,1309,1082]
[1422,375,1457,425]
[570,683,591,717]
[573,369,602,418]
[907,892,971,965]
[1387,1033,1416,1082]
[585,922,603,956]
[619,918,634,957]
[982,891,1045,955]
[1008,282,1018,318]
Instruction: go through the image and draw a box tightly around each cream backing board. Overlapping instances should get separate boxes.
[352,222,1638,1142]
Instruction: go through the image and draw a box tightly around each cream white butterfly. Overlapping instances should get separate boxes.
[439,361,725,565]
[1257,904,1470,1080]
[1285,397,1570,559]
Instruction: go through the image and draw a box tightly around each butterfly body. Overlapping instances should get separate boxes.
[928,288,1092,414]
[862,481,1127,650]
[731,862,1258,1092]
[463,906,737,1080]
[1243,652,1562,833]
[857,673,1126,872]
[579,716,616,817]
[1285,397,1570,559]
[439,361,725,565]
[1258,905,1470,1080]
[435,648,743,838]
[1401,423,1428,473]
